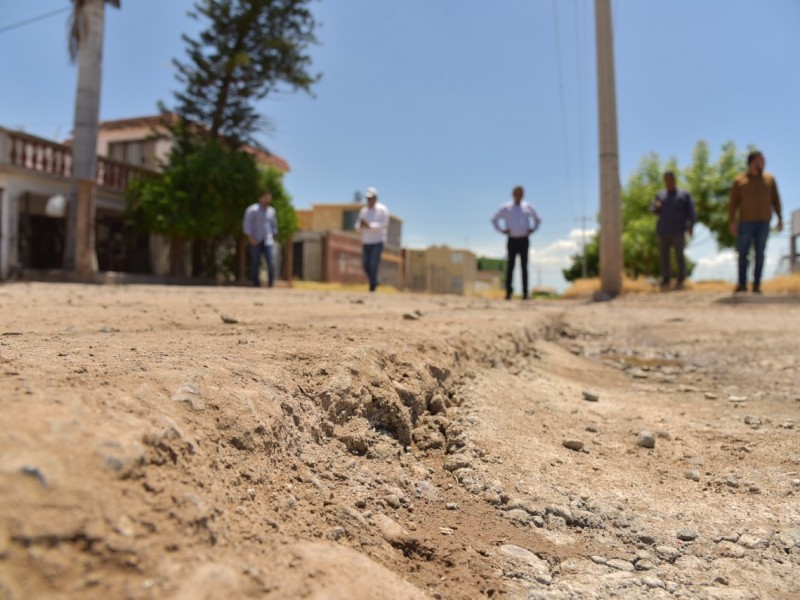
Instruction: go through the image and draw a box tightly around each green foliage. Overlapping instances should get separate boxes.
[174,0,320,145]
[563,141,754,282]
[259,166,298,245]
[127,132,260,242]
[684,141,750,250]
[562,234,598,281]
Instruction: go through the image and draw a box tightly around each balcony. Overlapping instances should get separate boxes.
[0,127,156,192]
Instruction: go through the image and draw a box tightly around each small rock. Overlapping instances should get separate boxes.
[504,509,531,524]
[728,395,747,403]
[636,431,656,449]
[656,430,671,440]
[635,560,656,571]
[582,390,600,402]
[641,576,665,589]
[445,503,459,511]
[684,470,700,481]
[704,392,718,400]
[385,494,402,510]
[443,457,471,472]
[327,526,346,541]
[638,534,657,545]
[590,555,607,565]
[676,529,697,542]
[562,439,584,452]
[220,314,239,324]
[737,534,766,549]
[716,541,745,558]
[605,558,635,572]
[714,576,729,586]
[655,545,680,561]
[172,382,204,411]
[402,313,420,321]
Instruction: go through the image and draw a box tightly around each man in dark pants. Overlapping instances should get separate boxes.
[357,187,389,292]
[650,171,696,290]
[729,151,783,294]
[491,186,542,300]
[242,192,278,287]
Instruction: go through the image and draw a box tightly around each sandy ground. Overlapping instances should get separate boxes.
[0,282,798,599]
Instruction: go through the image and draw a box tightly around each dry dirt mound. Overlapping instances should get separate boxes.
[0,284,798,599]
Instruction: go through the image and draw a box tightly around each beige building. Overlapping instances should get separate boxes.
[404,245,477,295]
[293,202,404,289]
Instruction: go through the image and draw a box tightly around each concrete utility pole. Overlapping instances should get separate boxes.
[595,0,622,297]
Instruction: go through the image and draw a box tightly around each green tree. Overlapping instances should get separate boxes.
[173,0,319,145]
[260,167,298,245]
[128,0,319,277]
[128,132,261,276]
[684,141,748,250]
[563,141,751,283]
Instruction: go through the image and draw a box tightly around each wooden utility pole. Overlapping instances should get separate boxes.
[595,0,622,297]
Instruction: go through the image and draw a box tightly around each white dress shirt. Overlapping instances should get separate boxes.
[492,201,542,238]
[357,202,390,244]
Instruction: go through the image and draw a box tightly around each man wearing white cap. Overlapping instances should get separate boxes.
[357,187,390,292]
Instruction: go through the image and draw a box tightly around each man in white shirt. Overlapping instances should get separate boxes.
[492,185,542,300]
[357,187,390,292]
[242,192,279,287]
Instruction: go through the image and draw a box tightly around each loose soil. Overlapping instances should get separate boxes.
[0,283,798,599]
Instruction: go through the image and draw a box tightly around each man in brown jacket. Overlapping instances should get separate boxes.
[728,151,783,294]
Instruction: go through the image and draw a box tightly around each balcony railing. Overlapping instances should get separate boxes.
[0,128,156,193]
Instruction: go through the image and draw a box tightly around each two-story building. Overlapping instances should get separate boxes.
[0,115,289,282]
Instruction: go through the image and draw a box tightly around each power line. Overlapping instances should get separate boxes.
[551,0,576,217]
[0,7,70,36]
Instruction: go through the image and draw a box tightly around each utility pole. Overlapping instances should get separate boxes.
[575,215,590,278]
[595,0,622,297]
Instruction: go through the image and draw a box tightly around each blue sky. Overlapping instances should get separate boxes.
[2,0,798,291]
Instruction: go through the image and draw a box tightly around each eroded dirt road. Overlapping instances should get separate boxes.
[0,283,798,599]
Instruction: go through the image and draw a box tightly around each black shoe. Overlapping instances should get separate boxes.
[752,285,762,295]
[734,285,747,293]
[675,281,685,291]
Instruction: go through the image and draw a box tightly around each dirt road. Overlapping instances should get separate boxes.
[0,283,798,599]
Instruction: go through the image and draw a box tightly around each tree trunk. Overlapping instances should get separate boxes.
[64,0,106,272]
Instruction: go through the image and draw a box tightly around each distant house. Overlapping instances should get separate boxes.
[292,202,404,289]
[404,245,477,295]
[0,115,289,281]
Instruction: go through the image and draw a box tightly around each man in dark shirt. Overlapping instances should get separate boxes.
[651,171,696,290]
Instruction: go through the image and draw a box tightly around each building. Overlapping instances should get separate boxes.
[292,202,404,289]
[404,245,477,295]
[0,115,289,281]
[0,126,153,280]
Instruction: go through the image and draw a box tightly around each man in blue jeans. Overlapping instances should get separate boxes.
[242,192,279,287]
[728,151,783,294]
[650,171,696,291]
[357,187,389,292]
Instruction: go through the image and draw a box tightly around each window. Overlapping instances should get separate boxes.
[451,252,463,265]
[342,210,360,231]
[108,139,158,169]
